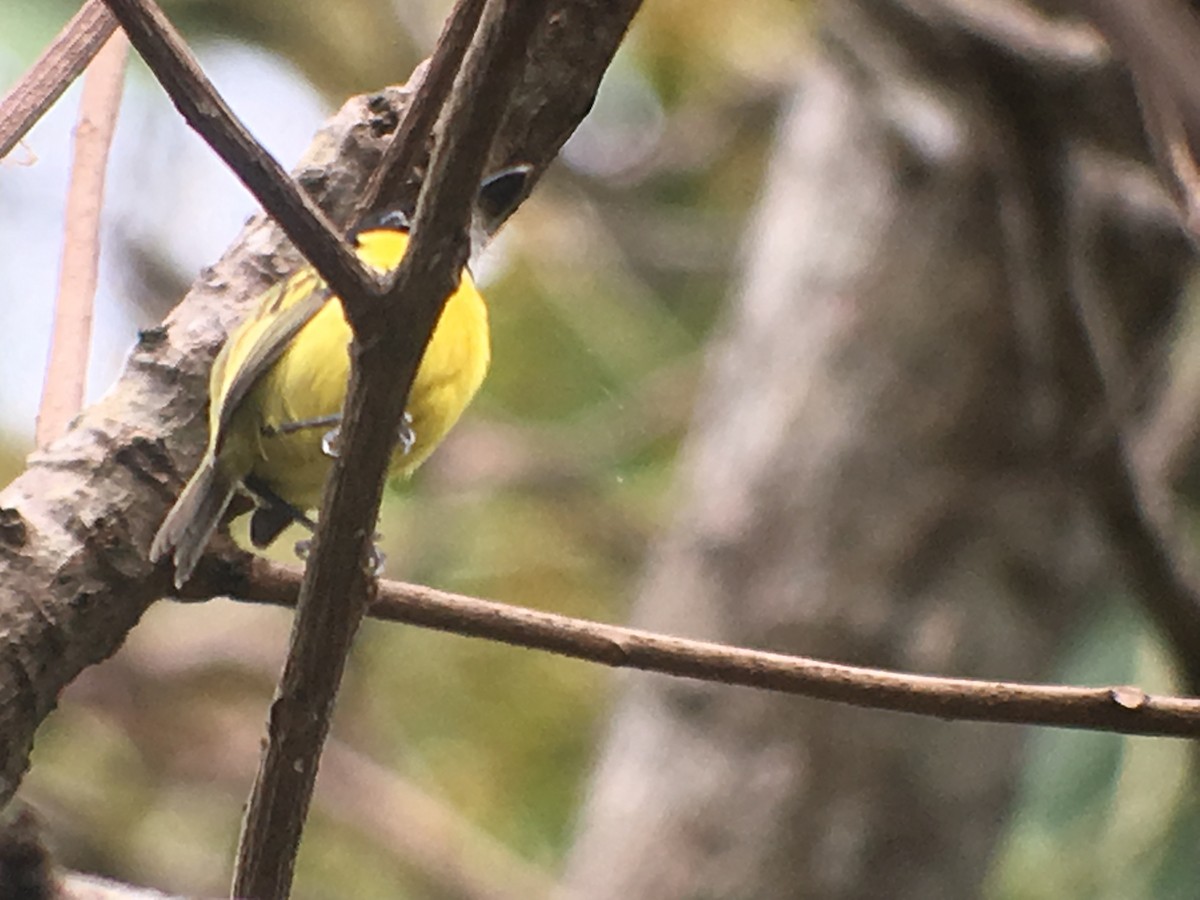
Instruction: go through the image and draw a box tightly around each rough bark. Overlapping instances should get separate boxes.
[0,85,394,809]
[0,0,642,807]
[563,2,1194,898]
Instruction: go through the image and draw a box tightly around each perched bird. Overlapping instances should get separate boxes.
[151,168,528,588]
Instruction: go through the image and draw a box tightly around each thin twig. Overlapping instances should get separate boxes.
[36,32,130,448]
[354,0,489,219]
[193,558,1200,739]
[0,0,118,160]
[99,0,376,308]
[231,0,546,895]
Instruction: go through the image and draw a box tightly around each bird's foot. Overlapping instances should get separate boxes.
[321,427,342,458]
[294,535,385,576]
[368,541,387,576]
[397,412,415,455]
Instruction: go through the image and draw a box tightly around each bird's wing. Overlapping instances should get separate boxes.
[212,271,333,448]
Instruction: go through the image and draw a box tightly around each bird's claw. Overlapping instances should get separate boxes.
[397,412,415,455]
[320,415,409,459]
[368,542,387,576]
[294,536,385,576]
[321,427,342,458]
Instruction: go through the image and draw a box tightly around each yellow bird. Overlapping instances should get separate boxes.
[152,169,527,587]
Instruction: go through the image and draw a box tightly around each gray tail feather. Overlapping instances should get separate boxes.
[150,456,236,589]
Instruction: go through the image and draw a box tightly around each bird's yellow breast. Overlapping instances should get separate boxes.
[212,228,490,510]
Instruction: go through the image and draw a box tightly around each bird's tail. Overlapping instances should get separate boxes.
[150,455,237,589]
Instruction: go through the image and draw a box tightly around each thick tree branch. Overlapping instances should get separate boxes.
[202,559,1200,739]
[0,0,642,810]
[0,83,390,813]
[0,0,118,160]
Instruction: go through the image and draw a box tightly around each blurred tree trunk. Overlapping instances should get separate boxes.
[563,2,1195,898]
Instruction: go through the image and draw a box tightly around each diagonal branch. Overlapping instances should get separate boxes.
[232,0,549,895]
[99,0,375,306]
[0,0,118,160]
[355,0,490,219]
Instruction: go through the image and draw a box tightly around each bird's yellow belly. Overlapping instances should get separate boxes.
[237,288,490,511]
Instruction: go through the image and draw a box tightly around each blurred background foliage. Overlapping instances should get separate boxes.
[0,1,1196,898]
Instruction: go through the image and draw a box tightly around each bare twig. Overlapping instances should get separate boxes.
[355,0,489,219]
[192,558,1200,738]
[99,0,375,308]
[0,0,118,160]
[36,32,130,448]
[232,0,547,894]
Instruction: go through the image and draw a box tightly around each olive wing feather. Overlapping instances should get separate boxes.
[211,272,333,449]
